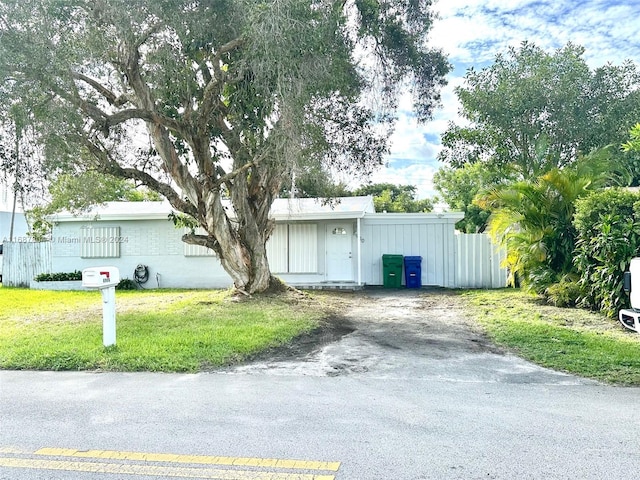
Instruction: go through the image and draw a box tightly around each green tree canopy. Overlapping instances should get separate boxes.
[436,42,640,232]
[440,42,640,178]
[28,173,161,241]
[0,0,449,293]
[353,183,433,212]
[433,163,505,232]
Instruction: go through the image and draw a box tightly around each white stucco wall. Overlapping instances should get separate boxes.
[52,219,232,289]
[50,210,465,289]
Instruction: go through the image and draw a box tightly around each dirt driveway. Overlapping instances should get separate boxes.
[228,289,595,385]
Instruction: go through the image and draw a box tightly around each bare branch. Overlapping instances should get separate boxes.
[182,233,219,250]
[213,151,270,188]
[134,22,165,50]
[71,72,130,107]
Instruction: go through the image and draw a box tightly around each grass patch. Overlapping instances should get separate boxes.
[462,289,640,385]
[0,287,322,372]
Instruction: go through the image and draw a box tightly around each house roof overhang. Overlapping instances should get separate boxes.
[50,196,378,223]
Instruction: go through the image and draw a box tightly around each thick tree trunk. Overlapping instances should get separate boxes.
[182,176,278,294]
[183,220,274,294]
[218,236,272,294]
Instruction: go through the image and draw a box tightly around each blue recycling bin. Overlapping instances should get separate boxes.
[404,256,422,289]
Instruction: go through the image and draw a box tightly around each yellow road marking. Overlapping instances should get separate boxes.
[34,448,340,472]
[0,447,26,455]
[0,457,337,480]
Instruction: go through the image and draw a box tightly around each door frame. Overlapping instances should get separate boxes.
[325,221,356,282]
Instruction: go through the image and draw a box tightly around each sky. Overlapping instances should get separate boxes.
[361,0,640,199]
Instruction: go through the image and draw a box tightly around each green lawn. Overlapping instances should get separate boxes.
[0,287,321,372]
[462,289,640,385]
[5,286,640,383]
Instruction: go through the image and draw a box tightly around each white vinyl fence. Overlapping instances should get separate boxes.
[1,241,52,287]
[455,233,507,289]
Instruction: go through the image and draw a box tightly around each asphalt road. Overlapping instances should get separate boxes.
[1,290,639,479]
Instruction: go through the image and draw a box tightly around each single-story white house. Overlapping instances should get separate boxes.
[46,196,503,289]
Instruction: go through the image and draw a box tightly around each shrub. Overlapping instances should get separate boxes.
[116,278,137,290]
[34,270,83,282]
[544,275,583,307]
[573,188,640,317]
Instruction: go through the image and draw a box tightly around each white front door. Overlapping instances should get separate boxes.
[326,223,354,281]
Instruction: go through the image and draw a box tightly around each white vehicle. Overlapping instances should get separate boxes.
[619,257,640,333]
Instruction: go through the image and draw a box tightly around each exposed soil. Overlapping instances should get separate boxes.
[223,288,515,378]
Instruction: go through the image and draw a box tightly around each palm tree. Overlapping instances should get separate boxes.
[476,153,615,291]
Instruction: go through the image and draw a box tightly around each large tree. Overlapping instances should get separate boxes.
[440,42,640,178]
[0,0,449,293]
[436,42,640,232]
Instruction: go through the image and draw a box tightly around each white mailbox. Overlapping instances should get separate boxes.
[82,266,120,289]
[82,266,120,347]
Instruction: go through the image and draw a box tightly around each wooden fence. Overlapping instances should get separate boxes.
[1,241,52,287]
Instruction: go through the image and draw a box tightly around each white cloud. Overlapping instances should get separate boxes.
[369,162,440,199]
[376,0,640,198]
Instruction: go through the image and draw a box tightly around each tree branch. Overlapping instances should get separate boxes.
[120,37,200,200]
[213,150,271,188]
[72,71,130,107]
[182,233,220,252]
[198,37,244,132]
[83,140,197,217]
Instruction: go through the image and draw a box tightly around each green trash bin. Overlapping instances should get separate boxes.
[382,254,403,288]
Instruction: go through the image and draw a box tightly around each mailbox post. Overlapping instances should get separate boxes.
[82,267,120,347]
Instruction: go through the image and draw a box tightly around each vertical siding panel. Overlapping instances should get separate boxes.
[425,224,436,285]
[289,224,317,272]
[405,224,413,258]
[370,224,379,284]
[81,226,120,258]
[371,224,382,284]
[266,224,289,273]
[436,223,445,286]
[454,234,507,288]
[366,224,377,284]
[492,238,508,288]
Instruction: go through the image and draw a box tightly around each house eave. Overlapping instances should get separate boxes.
[272,212,366,222]
[51,212,172,222]
[364,212,464,220]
